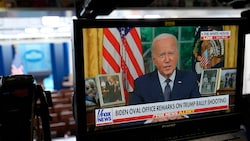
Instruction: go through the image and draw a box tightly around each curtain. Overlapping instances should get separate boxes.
[224,25,238,68]
[0,0,5,7]
[83,28,103,78]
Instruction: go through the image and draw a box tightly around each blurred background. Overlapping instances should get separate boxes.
[0,0,249,140]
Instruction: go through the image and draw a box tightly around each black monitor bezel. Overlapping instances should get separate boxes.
[72,17,245,141]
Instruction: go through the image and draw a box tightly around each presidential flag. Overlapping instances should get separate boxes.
[102,27,145,94]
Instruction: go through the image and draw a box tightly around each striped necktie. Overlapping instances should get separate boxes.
[164,79,171,101]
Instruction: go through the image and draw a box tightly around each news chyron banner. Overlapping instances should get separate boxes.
[95,95,229,126]
[200,30,231,40]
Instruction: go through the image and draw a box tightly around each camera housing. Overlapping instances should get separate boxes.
[0,75,52,141]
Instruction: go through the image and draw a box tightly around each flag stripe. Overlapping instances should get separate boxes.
[102,27,145,92]
[104,28,121,54]
[102,47,120,72]
[123,61,135,91]
[200,50,210,67]
[130,28,143,54]
[102,28,121,74]
[123,40,143,79]
[130,28,144,75]
[123,31,144,76]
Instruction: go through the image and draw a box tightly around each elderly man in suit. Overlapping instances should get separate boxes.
[129,33,201,117]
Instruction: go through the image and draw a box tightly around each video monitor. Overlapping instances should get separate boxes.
[73,18,244,140]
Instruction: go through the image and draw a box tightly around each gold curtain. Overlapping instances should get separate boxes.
[0,0,5,7]
[83,28,103,78]
[224,25,238,68]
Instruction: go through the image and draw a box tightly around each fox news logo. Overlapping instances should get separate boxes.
[96,109,113,126]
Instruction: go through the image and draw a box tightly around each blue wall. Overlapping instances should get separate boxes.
[0,42,69,91]
[50,42,69,90]
[0,45,14,75]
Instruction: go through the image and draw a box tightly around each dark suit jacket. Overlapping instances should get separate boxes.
[129,69,201,105]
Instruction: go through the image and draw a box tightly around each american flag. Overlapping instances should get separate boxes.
[102,27,145,94]
[200,50,210,67]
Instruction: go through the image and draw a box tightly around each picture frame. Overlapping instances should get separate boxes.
[95,73,125,108]
[218,68,237,90]
[85,77,99,107]
[199,68,220,96]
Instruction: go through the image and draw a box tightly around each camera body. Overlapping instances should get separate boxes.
[0,75,52,141]
[0,75,34,90]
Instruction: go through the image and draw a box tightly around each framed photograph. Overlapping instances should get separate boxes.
[85,77,99,107]
[199,68,220,96]
[95,73,125,108]
[218,68,237,90]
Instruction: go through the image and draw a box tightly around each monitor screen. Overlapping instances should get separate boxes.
[73,18,244,140]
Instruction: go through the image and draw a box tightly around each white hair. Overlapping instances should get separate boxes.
[151,33,178,54]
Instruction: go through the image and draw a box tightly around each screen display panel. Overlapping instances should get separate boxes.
[73,18,243,140]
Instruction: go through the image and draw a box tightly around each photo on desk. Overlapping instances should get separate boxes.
[199,68,220,96]
[96,73,125,108]
[218,68,236,90]
[85,77,99,106]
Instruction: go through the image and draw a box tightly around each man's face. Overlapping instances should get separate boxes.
[152,37,178,78]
